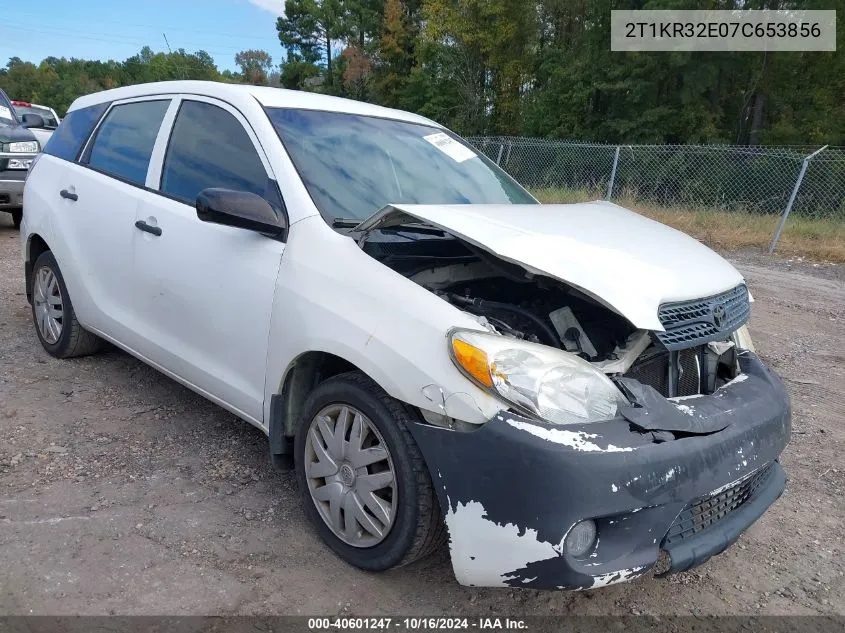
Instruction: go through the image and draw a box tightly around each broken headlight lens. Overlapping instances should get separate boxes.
[449,329,626,425]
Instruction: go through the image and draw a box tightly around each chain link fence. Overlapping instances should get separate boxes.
[466,136,845,252]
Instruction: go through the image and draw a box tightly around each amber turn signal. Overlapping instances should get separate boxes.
[451,338,493,388]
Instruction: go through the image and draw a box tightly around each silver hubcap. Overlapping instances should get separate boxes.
[33,266,63,344]
[305,404,397,548]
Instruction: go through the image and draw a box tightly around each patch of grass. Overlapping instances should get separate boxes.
[531,189,845,263]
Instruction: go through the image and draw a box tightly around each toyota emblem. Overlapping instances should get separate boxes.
[713,304,727,329]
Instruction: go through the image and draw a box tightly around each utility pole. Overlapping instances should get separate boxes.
[162,33,186,79]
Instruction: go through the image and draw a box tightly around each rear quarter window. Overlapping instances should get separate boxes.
[43,103,110,162]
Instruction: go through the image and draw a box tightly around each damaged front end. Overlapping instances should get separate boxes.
[408,352,790,590]
[353,204,791,590]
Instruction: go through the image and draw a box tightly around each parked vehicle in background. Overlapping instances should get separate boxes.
[12,101,60,147]
[1,88,43,229]
[20,81,790,591]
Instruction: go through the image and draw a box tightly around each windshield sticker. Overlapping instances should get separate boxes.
[0,105,12,121]
[423,132,477,163]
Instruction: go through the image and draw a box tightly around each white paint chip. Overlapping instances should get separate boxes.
[444,498,561,587]
[590,566,646,588]
[506,419,634,452]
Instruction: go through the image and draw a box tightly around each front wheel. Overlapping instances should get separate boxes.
[30,251,103,358]
[294,371,446,571]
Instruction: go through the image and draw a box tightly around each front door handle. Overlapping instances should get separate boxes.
[60,189,78,201]
[134,220,162,236]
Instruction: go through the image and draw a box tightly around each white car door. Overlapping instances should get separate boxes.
[53,96,172,345]
[131,96,286,426]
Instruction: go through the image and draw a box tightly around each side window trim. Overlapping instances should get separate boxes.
[78,95,175,186]
[146,98,183,189]
[156,94,278,195]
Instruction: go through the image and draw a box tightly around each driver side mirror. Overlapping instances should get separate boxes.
[195,188,287,237]
[21,113,45,129]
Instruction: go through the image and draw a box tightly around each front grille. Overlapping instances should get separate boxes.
[663,463,774,545]
[656,285,750,350]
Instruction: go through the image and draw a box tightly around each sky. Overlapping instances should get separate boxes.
[0,0,287,72]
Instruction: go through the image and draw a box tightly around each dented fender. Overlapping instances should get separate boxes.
[263,216,505,428]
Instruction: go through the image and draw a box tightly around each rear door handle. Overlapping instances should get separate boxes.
[60,189,78,201]
[134,220,162,236]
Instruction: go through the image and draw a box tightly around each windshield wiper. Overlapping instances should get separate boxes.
[331,217,445,236]
[331,218,362,228]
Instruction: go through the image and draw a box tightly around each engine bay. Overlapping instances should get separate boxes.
[364,232,741,399]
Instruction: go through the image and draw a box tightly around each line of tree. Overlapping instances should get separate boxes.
[0,46,279,118]
[2,0,844,145]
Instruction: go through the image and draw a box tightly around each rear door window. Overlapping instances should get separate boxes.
[159,100,270,204]
[85,100,170,186]
[42,103,109,162]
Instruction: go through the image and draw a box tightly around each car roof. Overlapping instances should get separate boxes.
[68,81,442,129]
[12,101,52,109]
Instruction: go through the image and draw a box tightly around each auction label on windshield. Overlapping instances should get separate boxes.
[611,10,835,51]
[423,132,477,163]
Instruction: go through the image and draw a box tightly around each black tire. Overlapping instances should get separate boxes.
[30,251,103,358]
[11,209,22,230]
[294,371,446,571]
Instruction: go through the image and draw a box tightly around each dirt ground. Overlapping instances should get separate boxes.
[1,214,843,616]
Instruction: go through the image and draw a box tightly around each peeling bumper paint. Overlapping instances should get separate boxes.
[408,352,790,590]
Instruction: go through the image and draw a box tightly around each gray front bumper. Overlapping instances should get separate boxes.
[0,171,26,209]
[407,352,791,590]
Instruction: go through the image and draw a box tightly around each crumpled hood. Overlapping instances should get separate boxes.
[356,201,745,330]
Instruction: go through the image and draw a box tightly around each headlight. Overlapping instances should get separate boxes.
[449,329,626,425]
[8,141,39,153]
[732,324,755,353]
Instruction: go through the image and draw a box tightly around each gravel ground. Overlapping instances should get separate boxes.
[1,216,843,616]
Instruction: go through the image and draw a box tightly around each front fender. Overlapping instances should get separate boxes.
[263,216,505,426]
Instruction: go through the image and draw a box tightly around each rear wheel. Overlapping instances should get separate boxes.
[10,209,22,230]
[31,251,103,358]
[294,371,446,571]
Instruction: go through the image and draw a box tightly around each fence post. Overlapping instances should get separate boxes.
[607,146,621,199]
[496,143,505,166]
[769,145,827,253]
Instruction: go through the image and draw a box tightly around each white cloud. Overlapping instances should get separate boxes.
[247,0,286,15]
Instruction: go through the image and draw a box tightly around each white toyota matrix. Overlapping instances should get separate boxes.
[20,81,790,590]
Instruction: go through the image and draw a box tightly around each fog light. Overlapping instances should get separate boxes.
[564,519,597,557]
[8,158,32,170]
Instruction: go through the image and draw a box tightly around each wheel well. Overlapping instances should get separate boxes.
[25,234,50,303]
[268,351,363,462]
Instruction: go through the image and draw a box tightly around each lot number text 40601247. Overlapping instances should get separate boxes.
[307,617,529,630]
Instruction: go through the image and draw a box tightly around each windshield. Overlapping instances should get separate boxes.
[13,105,59,128]
[266,108,536,222]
